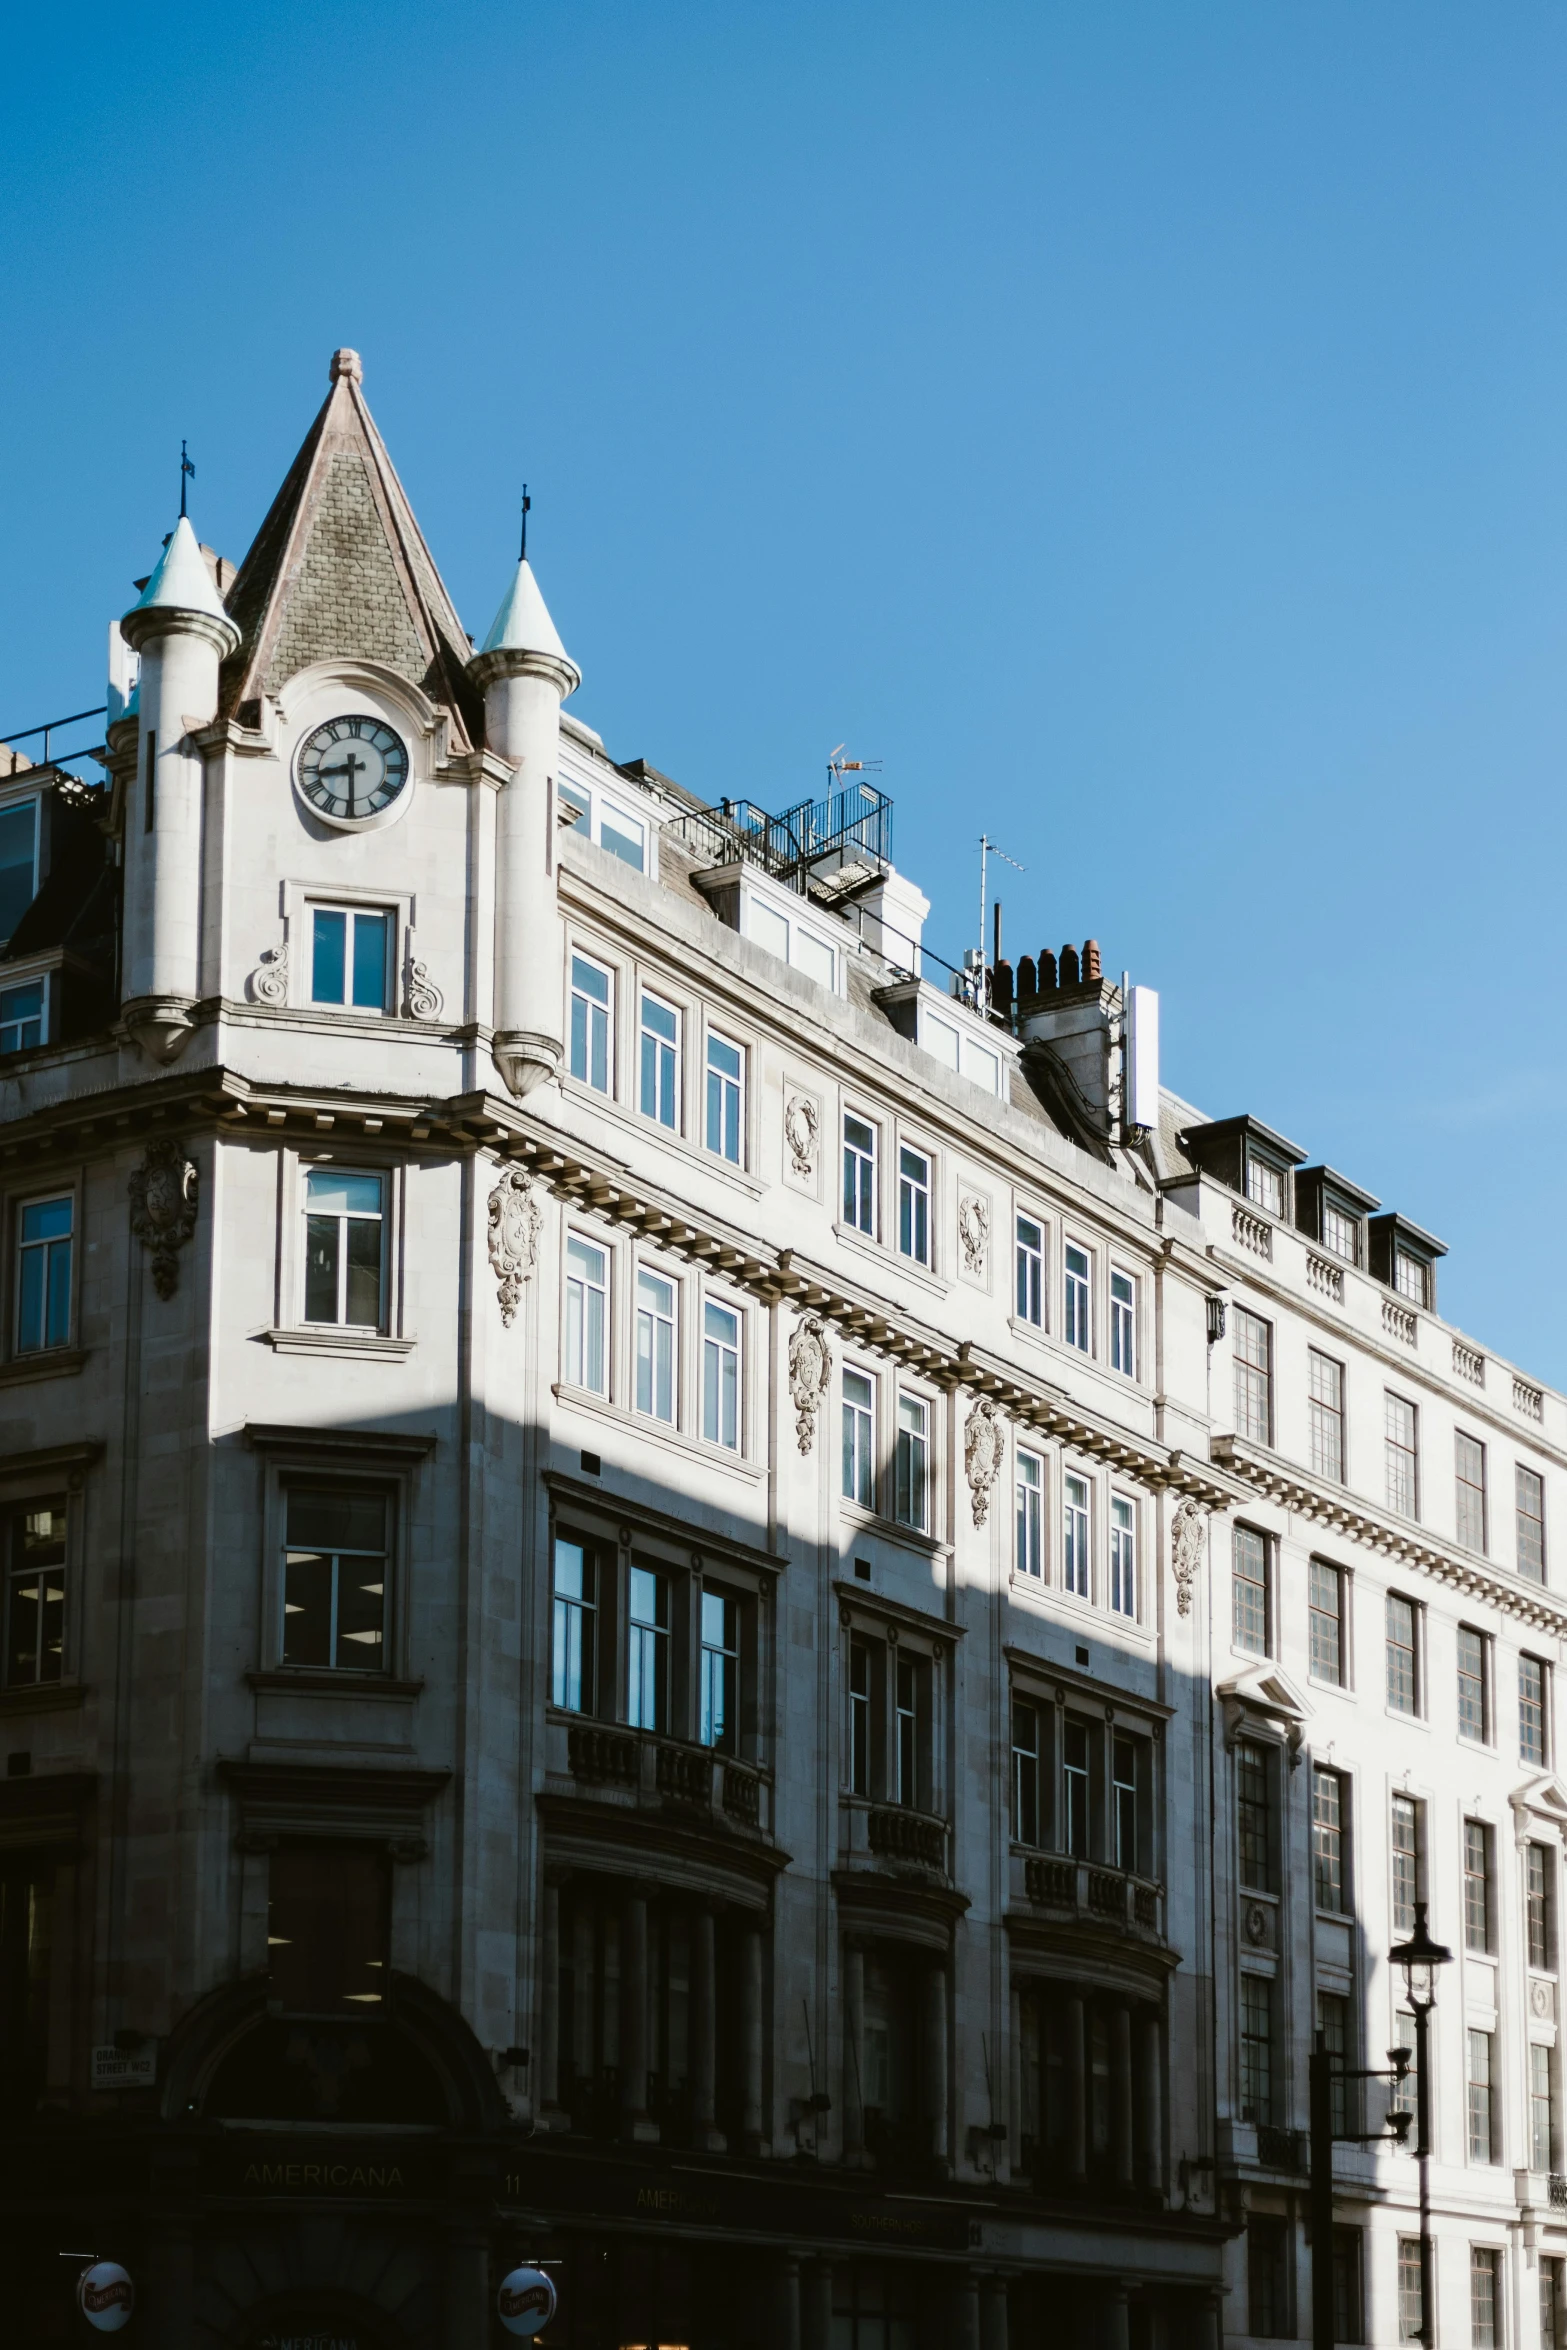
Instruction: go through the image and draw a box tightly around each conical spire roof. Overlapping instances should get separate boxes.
[218,349,478,745]
[479,557,572,665]
[126,514,233,630]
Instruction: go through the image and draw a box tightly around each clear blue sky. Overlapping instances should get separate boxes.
[5,3,1566,1378]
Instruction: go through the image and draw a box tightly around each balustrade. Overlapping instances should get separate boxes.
[1231,1202,1273,1259]
[1305,1252,1344,1303]
[566,1721,768,1833]
[866,1805,947,1871]
[1023,1855,1165,1941]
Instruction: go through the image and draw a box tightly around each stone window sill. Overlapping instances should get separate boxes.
[0,1678,88,1714]
[247,1669,424,1699]
[0,1348,87,1387]
[261,1326,415,1361]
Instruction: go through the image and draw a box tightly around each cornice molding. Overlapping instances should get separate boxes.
[1213,1432,1567,1634]
[0,1064,1233,1509]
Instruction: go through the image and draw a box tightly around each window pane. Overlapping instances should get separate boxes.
[704,1302,740,1448]
[1016,1217,1044,1324]
[1233,1527,1270,1654]
[1308,1350,1344,1483]
[1457,1627,1487,1742]
[1237,1742,1273,1891]
[1245,1156,1283,1216]
[895,1393,928,1530]
[287,1488,386,1553]
[0,801,38,941]
[1063,1475,1090,1597]
[1309,1560,1343,1684]
[4,1499,66,1688]
[1518,1466,1547,1584]
[843,1369,874,1507]
[0,980,44,1052]
[1312,1767,1344,1912]
[1522,1655,1549,1767]
[268,1845,389,2015]
[1391,1794,1420,1935]
[344,1215,383,1327]
[1385,1393,1418,1518]
[1233,1309,1272,1445]
[1386,1594,1418,1714]
[304,1170,383,1215]
[1015,1451,1043,1578]
[282,1547,333,1666]
[304,1215,341,1323]
[600,811,645,869]
[1064,1244,1090,1351]
[311,908,347,1004]
[1464,1820,1492,1954]
[350,911,391,1011]
[335,1553,386,1667]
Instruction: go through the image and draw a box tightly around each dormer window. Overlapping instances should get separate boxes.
[556,774,650,873]
[1368,1212,1445,1315]
[1295,1167,1378,1268]
[0,797,39,947]
[1395,1251,1429,1308]
[1320,1201,1358,1263]
[1245,1155,1285,1218]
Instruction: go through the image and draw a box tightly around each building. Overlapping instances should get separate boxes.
[1188,1119,1567,2349]
[0,348,1556,2350]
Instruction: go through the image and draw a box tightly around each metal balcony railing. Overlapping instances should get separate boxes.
[667,779,892,897]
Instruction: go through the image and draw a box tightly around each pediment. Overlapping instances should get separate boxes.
[1217,1661,1312,1729]
[1510,1773,1567,1834]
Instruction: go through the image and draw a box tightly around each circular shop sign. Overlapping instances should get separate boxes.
[78,2264,135,2333]
[496,2267,556,2338]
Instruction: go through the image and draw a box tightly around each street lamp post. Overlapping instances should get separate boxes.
[1389,1901,1454,2349]
[1309,2031,1411,2350]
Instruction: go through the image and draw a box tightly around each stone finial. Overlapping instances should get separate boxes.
[1083,938,1102,981]
[331,348,363,384]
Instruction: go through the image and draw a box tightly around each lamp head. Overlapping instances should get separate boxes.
[1389,1901,1453,2008]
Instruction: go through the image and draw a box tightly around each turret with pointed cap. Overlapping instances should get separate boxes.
[119,515,241,1062]
[217,349,479,741]
[470,543,580,1098]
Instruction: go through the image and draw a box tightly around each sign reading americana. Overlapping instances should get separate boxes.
[237,2156,416,2196]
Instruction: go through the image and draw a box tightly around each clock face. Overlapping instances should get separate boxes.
[296,715,410,822]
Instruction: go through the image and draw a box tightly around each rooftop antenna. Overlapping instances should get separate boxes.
[519,483,531,563]
[978,833,1025,992]
[826,744,884,789]
[179,440,195,521]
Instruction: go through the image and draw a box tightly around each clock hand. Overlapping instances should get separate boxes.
[318,752,368,809]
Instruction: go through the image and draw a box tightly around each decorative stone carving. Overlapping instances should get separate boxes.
[404,933,444,1021]
[250,941,289,1006]
[128,1140,199,1299]
[788,1313,833,1454]
[964,1396,1004,1525]
[1244,1902,1272,1949]
[958,1192,990,1278]
[783,1094,819,1181]
[487,1167,541,1326]
[1170,1496,1207,1618]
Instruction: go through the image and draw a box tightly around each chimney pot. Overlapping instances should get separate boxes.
[1083,939,1102,982]
[992,958,1014,1020]
[1039,949,1058,991]
[1059,943,1081,986]
[1017,954,1037,1000]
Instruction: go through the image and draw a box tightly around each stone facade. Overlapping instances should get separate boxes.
[0,351,1560,2350]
